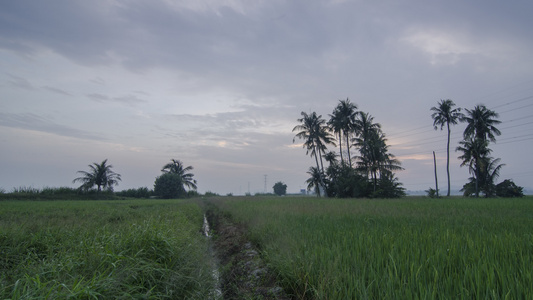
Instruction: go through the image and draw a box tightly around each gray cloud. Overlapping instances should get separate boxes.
[0,112,105,141]
[87,93,146,105]
[6,74,36,91]
[42,86,72,96]
[1,0,532,193]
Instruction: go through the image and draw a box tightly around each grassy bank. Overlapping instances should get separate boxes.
[0,199,215,299]
[210,196,533,299]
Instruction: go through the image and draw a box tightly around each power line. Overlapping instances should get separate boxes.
[490,95,533,110]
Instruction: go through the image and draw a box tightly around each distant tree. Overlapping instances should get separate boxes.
[457,142,504,197]
[431,99,464,196]
[372,172,406,198]
[355,124,402,192]
[458,105,502,197]
[161,159,197,191]
[325,164,368,198]
[463,105,501,143]
[329,98,358,166]
[425,187,439,198]
[273,181,287,196]
[495,179,524,198]
[306,166,324,197]
[323,151,339,167]
[154,173,185,199]
[293,112,334,196]
[116,187,152,198]
[73,159,121,192]
[352,112,381,180]
[456,138,491,197]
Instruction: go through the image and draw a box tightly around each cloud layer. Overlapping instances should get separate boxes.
[1,0,532,193]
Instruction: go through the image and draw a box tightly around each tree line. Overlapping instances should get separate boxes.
[72,158,198,199]
[294,98,524,198]
[293,99,405,198]
[430,100,523,197]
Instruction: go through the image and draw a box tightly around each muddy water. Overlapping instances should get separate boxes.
[203,214,222,299]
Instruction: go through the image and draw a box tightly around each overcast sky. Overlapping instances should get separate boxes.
[1,0,532,195]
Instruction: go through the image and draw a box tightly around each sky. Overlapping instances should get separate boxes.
[1,0,533,195]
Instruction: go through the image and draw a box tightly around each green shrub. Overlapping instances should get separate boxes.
[273,181,287,196]
[116,187,152,198]
[496,179,524,197]
[154,173,185,199]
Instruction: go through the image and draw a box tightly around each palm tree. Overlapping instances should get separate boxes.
[460,156,504,197]
[306,166,324,197]
[430,99,464,196]
[328,108,346,164]
[479,157,505,197]
[73,159,121,192]
[456,138,491,197]
[323,151,339,167]
[352,112,381,179]
[357,129,403,191]
[463,105,501,142]
[293,112,335,195]
[161,159,197,190]
[329,98,358,166]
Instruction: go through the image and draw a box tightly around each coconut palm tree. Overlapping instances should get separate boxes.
[323,151,339,167]
[73,159,121,192]
[430,99,464,196]
[329,98,358,166]
[306,166,324,197]
[463,105,501,142]
[328,108,346,164]
[161,159,197,190]
[352,112,381,178]
[460,156,504,197]
[294,111,334,173]
[294,112,335,197]
[456,138,491,197]
[357,129,403,192]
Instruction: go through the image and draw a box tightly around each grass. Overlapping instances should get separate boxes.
[210,196,533,299]
[0,199,216,299]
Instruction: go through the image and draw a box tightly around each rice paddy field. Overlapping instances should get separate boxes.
[0,199,216,299]
[2,196,532,299]
[210,196,533,299]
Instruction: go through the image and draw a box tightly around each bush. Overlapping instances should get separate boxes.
[273,181,287,196]
[496,179,524,198]
[203,191,219,197]
[154,173,185,199]
[116,187,153,198]
[425,187,439,198]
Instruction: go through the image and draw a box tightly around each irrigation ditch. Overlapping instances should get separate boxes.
[202,201,289,300]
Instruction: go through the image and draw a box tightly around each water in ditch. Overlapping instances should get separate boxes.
[203,214,222,299]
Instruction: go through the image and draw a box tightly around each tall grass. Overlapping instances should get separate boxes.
[0,199,216,299]
[212,196,533,299]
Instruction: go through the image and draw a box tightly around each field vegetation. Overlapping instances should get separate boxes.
[0,199,216,299]
[209,196,533,299]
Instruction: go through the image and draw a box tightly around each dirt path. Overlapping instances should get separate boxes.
[204,202,290,300]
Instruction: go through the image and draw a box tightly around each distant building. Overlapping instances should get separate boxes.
[300,189,307,195]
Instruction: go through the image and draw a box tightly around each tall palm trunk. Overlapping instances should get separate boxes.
[338,132,344,165]
[474,166,479,198]
[345,133,352,167]
[446,122,451,196]
[313,146,325,197]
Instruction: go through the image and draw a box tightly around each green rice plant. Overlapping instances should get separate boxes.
[11,186,41,194]
[0,199,218,299]
[210,196,533,299]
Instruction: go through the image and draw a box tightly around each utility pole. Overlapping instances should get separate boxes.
[264,175,267,193]
[433,151,439,198]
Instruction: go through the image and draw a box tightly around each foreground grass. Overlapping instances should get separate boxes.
[211,196,533,299]
[0,199,215,299]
